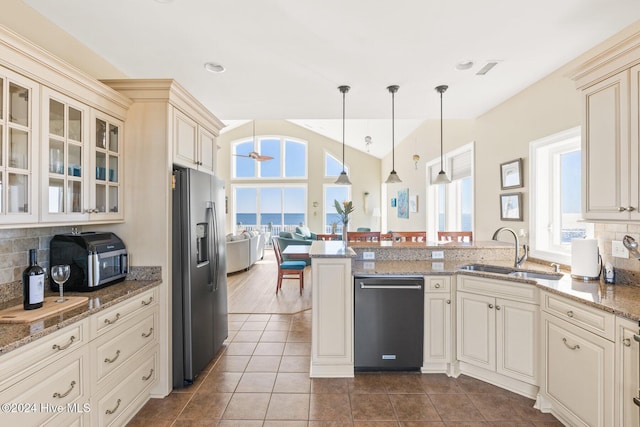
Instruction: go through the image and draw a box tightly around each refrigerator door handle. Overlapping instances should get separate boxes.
[211,201,220,292]
[205,202,215,292]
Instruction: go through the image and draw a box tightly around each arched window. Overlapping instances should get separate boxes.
[233,137,307,179]
[325,151,348,177]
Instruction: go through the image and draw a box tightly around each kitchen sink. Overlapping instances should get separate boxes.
[458,264,515,274]
[508,271,564,281]
[458,263,563,281]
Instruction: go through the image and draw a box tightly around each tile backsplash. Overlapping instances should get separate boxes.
[595,223,640,284]
[0,226,74,292]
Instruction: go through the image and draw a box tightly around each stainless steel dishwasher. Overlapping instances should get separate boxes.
[354,275,424,371]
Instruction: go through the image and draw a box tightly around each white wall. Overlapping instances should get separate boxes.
[217,120,382,234]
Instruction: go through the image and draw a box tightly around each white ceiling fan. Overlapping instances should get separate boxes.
[232,121,274,162]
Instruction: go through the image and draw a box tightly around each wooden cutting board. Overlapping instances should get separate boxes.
[0,296,88,324]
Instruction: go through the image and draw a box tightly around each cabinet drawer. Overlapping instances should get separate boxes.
[93,310,156,386]
[95,347,158,426]
[458,275,537,303]
[0,319,88,390]
[0,346,89,427]
[542,292,615,340]
[90,288,156,338]
[425,276,451,292]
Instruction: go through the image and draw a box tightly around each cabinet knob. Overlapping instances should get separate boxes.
[623,338,631,347]
[488,304,494,309]
[628,206,636,212]
[566,310,574,318]
[434,283,441,288]
[619,206,628,212]
[446,299,451,304]
[496,305,501,310]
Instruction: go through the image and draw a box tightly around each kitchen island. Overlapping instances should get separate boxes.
[310,239,640,426]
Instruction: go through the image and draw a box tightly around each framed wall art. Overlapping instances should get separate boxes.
[500,158,523,189]
[390,198,397,208]
[409,195,418,213]
[500,192,523,221]
[397,189,409,219]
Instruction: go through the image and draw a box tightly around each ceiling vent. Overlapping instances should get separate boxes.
[476,61,499,76]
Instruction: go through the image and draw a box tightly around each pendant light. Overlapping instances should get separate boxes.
[385,85,402,184]
[335,85,352,185]
[434,85,451,185]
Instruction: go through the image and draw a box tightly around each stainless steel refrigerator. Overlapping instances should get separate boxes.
[172,167,228,388]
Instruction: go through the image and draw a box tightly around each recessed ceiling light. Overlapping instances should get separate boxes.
[455,60,474,71]
[204,62,225,73]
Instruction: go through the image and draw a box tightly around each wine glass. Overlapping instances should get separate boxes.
[51,265,70,303]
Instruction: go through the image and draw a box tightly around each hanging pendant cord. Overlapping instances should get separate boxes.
[440,91,444,171]
[391,89,395,171]
[342,89,346,172]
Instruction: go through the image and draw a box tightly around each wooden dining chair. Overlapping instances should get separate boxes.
[347,231,381,242]
[392,231,427,242]
[437,231,473,242]
[272,237,305,294]
[316,233,340,241]
[379,233,394,241]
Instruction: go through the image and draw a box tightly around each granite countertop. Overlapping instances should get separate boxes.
[310,240,357,258]
[352,259,640,322]
[0,279,161,355]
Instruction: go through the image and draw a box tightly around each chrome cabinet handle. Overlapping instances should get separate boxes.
[496,305,501,310]
[634,334,640,343]
[566,311,574,318]
[142,369,154,381]
[104,313,120,325]
[623,338,631,347]
[142,327,154,338]
[488,304,494,309]
[104,350,121,364]
[141,296,154,306]
[562,337,580,350]
[52,335,75,351]
[53,381,76,398]
[105,399,121,415]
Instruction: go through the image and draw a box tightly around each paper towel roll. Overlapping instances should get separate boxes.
[571,238,600,280]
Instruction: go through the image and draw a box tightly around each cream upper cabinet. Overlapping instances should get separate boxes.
[573,32,640,221]
[40,88,89,222]
[173,107,217,174]
[90,111,123,220]
[581,71,632,220]
[0,67,40,224]
[615,316,640,427]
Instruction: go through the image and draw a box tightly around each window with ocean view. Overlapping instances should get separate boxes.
[231,135,308,232]
[530,127,592,263]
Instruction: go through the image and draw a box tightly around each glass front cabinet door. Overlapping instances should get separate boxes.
[0,68,39,224]
[41,88,89,222]
[91,111,123,220]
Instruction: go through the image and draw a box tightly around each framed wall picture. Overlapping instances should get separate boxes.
[500,158,523,189]
[409,195,418,213]
[500,192,523,221]
[397,189,409,219]
[390,198,397,208]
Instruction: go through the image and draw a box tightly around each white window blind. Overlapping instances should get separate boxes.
[450,150,472,181]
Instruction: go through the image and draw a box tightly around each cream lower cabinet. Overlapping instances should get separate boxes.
[456,275,538,396]
[311,256,353,377]
[540,291,615,427]
[423,276,453,373]
[0,287,158,427]
[615,316,640,427]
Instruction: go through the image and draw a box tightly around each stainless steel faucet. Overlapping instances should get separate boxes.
[492,227,528,268]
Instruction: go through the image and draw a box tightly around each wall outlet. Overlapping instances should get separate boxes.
[431,262,444,271]
[363,262,375,270]
[362,251,375,260]
[612,240,629,258]
[432,251,444,260]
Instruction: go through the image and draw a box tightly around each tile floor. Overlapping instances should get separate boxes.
[128,311,563,426]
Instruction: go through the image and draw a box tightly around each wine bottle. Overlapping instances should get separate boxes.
[23,249,45,310]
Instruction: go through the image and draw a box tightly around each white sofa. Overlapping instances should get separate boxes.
[226,231,265,274]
